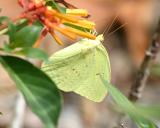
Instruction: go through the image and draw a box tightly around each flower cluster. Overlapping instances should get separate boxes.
[18,0,96,46]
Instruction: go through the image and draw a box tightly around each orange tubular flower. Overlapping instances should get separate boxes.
[66,9,88,17]
[50,30,64,45]
[18,0,96,47]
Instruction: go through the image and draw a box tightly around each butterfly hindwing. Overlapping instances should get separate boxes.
[42,36,111,102]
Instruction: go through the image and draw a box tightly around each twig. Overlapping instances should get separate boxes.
[129,19,160,101]
[115,18,160,128]
[54,0,77,9]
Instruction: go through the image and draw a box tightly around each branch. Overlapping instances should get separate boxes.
[129,19,160,101]
[54,0,77,9]
[115,18,160,128]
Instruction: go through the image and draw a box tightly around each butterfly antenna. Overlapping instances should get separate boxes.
[106,23,127,37]
[102,15,119,35]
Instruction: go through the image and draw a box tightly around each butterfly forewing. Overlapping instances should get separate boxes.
[41,36,111,102]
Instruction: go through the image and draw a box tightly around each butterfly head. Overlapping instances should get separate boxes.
[96,34,104,42]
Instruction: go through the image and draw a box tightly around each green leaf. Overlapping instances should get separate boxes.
[16,48,48,61]
[101,78,134,113]
[3,42,12,53]
[45,0,66,13]
[101,77,158,128]
[0,19,28,36]
[7,22,17,42]
[11,24,43,48]
[15,19,28,32]
[133,117,157,128]
[0,56,62,128]
[136,104,160,120]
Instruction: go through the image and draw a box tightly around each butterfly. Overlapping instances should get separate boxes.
[41,35,111,102]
